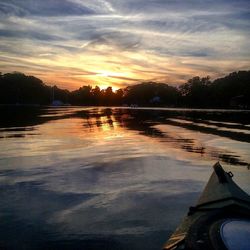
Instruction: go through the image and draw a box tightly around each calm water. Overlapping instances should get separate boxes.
[0,106,249,250]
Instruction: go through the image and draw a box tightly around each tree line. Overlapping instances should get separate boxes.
[0,70,249,108]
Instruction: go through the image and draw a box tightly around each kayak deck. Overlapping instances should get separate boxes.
[163,162,250,250]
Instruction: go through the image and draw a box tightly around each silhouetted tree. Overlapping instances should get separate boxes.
[0,72,51,104]
[114,89,124,105]
[210,71,250,108]
[103,87,114,105]
[0,71,249,108]
[179,76,212,107]
[91,86,101,105]
[70,85,92,105]
[124,82,180,106]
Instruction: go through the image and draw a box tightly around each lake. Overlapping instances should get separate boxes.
[0,106,249,250]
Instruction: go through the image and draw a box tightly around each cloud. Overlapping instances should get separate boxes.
[68,0,115,14]
[0,29,62,41]
[0,0,95,17]
[0,0,249,89]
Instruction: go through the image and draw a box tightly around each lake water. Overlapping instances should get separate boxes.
[0,106,249,250]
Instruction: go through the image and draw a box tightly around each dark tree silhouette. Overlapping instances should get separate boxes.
[91,86,101,105]
[0,71,249,108]
[124,82,180,106]
[179,76,212,107]
[0,72,51,104]
[210,71,250,108]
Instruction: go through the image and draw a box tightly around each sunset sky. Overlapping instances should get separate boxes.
[0,0,250,90]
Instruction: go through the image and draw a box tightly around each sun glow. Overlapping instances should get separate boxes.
[94,71,127,90]
[96,70,125,78]
[98,84,109,90]
[97,84,119,91]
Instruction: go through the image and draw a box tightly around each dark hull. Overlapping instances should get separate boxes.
[163,162,250,250]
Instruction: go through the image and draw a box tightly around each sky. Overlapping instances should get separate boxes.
[0,0,250,90]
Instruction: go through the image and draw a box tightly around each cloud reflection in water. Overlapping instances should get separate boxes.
[0,107,249,249]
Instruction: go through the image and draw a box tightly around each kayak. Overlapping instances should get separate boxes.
[163,162,250,250]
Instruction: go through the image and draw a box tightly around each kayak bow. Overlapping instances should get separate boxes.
[163,162,250,250]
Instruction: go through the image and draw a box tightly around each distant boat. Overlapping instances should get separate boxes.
[163,162,250,250]
[51,100,64,106]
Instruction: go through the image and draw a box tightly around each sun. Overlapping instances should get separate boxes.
[95,71,124,91]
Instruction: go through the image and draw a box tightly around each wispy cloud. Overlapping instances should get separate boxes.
[0,0,249,89]
[0,0,95,17]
